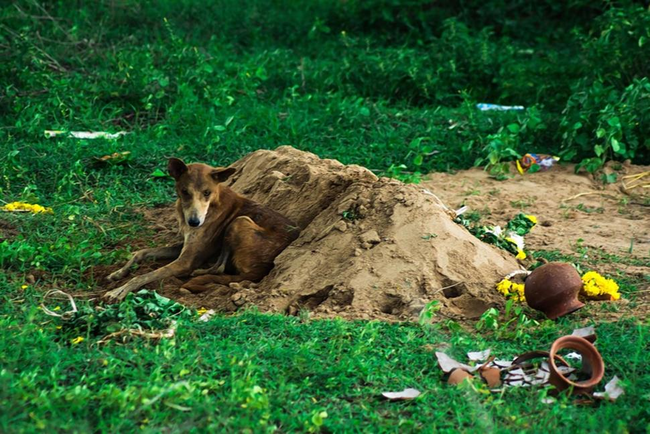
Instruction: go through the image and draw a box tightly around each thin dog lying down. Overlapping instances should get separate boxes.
[102,158,300,303]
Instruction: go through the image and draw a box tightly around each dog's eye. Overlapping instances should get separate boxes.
[181,189,189,195]
[203,190,211,197]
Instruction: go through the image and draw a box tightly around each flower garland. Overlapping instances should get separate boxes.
[2,201,53,214]
[455,213,537,260]
[496,270,621,303]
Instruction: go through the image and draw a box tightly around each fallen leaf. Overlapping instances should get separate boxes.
[594,376,624,401]
[467,349,491,362]
[381,388,421,400]
[448,368,473,385]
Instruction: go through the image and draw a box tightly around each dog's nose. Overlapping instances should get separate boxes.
[188,217,200,227]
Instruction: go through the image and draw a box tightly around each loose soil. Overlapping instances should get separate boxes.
[97,146,521,321]
[423,162,649,278]
[96,148,649,321]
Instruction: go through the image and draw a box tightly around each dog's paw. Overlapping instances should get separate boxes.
[103,286,130,303]
[191,268,212,277]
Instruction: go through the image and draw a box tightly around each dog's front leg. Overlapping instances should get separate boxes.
[107,244,183,282]
[103,256,195,303]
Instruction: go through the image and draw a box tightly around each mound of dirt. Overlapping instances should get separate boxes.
[98,146,521,321]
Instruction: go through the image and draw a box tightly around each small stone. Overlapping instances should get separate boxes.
[354,248,362,256]
[334,220,347,232]
[359,229,381,245]
[231,292,246,306]
[26,274,36,284]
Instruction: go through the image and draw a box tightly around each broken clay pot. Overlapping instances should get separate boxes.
[524,262,584,319]
[548,336,604,394]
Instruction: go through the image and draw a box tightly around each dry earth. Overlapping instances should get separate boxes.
[93,148,649,322]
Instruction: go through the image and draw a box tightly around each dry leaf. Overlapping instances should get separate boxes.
[381,388,421,400]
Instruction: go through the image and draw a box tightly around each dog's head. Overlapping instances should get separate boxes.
[167,158,236,228]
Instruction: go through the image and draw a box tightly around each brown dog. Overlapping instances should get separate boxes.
[102,158,299,303]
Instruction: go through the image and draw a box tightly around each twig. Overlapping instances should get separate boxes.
[562,191,619,202]
[432,281,464,295]
[41,290,77,319]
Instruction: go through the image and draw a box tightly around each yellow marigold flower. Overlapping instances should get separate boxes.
[495,278,526,302]
[524,215,538,225]
[581,271,621,300]
[197,307,209,316]
[2,202,53,214]
[516,249,527,260]
[21,285,28,289]
[71,336,85,345]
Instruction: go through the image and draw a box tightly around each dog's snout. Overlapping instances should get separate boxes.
[188,217,200,227]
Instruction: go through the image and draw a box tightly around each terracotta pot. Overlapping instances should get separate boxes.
[524,262,584,319]
[548,336,605,394]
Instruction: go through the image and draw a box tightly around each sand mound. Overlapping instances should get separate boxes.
[99,146,521,321]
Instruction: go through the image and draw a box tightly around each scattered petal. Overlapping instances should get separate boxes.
[541,397,556,404]
[381,388,421,401]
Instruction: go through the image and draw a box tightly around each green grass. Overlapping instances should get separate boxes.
[2,288,649,433]
[1,1,650,432]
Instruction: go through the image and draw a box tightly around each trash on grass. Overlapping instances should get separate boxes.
[467,349,491,362]
[476,103,525,111]
[571,326,596,342]
[448,368,473,385]
[381,388,421,400]
[198,309,216,322]
[516,153,559,174]
[436,328,610,401]
[93,151,132,165]
[45,130,128,139]
[548,336,605,394]
[479,366,502,388]
[593,376,624,401]
[436,352,477,373]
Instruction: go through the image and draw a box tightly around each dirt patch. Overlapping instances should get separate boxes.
[0,218,18,241]
[98,146,521,321]
[423,162,650,277]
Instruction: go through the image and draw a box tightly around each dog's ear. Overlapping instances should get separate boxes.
[168,158,188,180]
[211,167,237,183]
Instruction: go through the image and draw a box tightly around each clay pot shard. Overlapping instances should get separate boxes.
[448,368,473,385]
[524,262,585,319]
[479,366,502,388]
[548,336,605,394]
